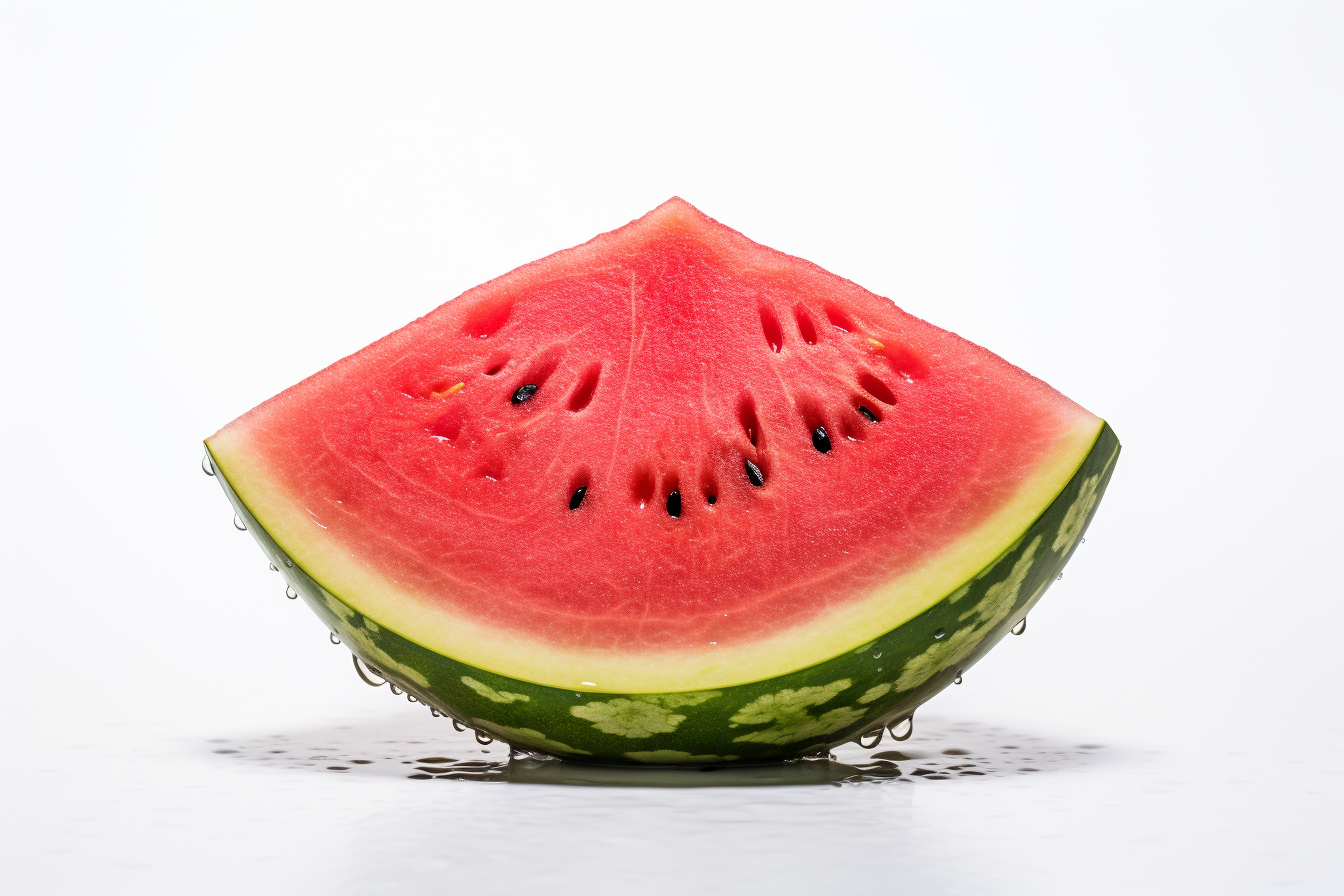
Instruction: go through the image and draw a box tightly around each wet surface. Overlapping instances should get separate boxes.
[204,715,1110,787]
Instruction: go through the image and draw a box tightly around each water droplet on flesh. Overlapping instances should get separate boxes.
[285,585,298,599]
[233,515,247,531]
[329,632,341,645]
[1011,618,1027,636]
[933,628,946,640]
[202,455,215,476]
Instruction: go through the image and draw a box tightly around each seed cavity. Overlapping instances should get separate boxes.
[462,302,512,339]
[794,305,818,345]
[812,426,832,453]
[569,486,587,510]
[825,305,856,333]
[857,404,879,423]
[511,383,538,404]
[701,470,718,506]
[759,305,784,353]
[744,458,765,487]
[666,490,682,518]
[858,372,897,405]
[738,397,761,448]
[632,467,656,508]
[567,363,602,412]
[484,357,508,376]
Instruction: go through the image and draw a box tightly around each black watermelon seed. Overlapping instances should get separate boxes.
[569,486,587,510]
[744,459,765,487]
[857,405,878,422]
[666,490,682,518]
[812,425,832,453]
[707,494,717,505]
[511,383,538,404]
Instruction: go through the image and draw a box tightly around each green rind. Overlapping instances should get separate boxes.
[208,423,1120,765]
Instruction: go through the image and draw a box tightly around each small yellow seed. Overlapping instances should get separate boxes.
[431,382,466,399]
[865,337,885,350]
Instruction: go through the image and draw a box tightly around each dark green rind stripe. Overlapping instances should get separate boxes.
[208,423,1120,765]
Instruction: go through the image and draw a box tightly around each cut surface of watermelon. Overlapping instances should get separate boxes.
[208,198,1108,695]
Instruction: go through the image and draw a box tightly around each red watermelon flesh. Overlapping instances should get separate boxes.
[208,198,1101,693]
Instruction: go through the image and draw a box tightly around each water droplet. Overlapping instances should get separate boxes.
[857,728,884,749]
[284,559,293,568]
[452,719,467,732]
[933,628,946,640]
[233,514,247,531]
[285,585,298,599]
[202,455,215,476]
[887,716,914,741]
[475,731,494,745]
[812,426,832,453]
[407,693,418,703]
[511,383,538,404]
[352,655,385,687]
[1056,573,1063,581]
[954,671,964,685]
[269,563,278,571]
[430,707,441,717]
[389,684,403,695]
[872,647,882,659]
[1011,618,1027,636]
[744,458,765,487]
[1080,537,1085,543]
[329,632,341,645]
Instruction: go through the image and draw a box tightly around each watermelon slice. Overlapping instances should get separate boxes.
[206,198,1118,764]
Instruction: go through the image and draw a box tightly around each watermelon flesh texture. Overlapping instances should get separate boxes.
[207,198,1118,761]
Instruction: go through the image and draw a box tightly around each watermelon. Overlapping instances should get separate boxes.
[205,198,1118,765]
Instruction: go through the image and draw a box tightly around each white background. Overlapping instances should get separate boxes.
[1,2,1340,894]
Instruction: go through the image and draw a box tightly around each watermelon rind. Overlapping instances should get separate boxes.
[206,423,1119,765]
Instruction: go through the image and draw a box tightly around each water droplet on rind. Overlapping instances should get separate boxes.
[233,515,247,531]
[285,585,298,599]
[887,716,914,741]
[269,563,278,571]
[202,455,215,476]
[475,731,494,745]
[954,671,964,685]
[933,628,946,640]
[329,632,341,645]
[1011,618,1027,636]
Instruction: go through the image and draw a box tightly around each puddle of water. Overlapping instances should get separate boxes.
[202,714,1109,788]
